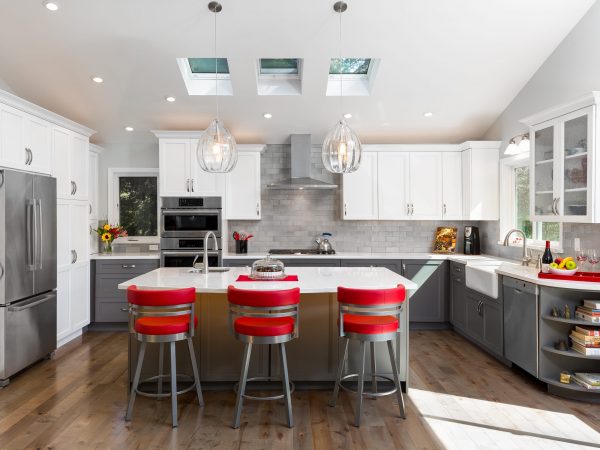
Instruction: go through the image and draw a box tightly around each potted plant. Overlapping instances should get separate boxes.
[95,224,128,253]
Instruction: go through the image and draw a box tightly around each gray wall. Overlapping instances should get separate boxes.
[97,142,159,221]
[229,144,479,254]
[480,2,600,258]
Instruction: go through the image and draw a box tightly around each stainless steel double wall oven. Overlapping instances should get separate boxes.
[160,197,222,267]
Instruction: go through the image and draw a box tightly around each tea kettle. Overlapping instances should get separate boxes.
[315,232,334,254]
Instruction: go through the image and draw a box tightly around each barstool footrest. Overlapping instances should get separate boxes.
[233,376,296,401]
[339,373,398,398]
[135,373,196,398]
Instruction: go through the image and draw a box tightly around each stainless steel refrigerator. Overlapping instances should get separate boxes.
[0,168,57,387]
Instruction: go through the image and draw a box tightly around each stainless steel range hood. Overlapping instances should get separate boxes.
[268,134,338,190]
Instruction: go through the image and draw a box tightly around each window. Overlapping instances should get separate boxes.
[256,58,303,95]
[188,58,230,75]
[259,58,300,75]
[108,169,159,239]
[176,58,233,95]
[329,58,371,75]
[500,155,563,250]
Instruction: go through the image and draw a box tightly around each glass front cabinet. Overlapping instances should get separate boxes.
[526,93,599,223]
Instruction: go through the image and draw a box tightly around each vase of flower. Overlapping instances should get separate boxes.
[95,223,128,254]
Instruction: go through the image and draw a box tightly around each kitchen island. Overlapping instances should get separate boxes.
[118,266,418,390]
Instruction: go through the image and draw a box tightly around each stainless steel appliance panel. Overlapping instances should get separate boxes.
[160,237,222,251]
[161,197,222,209]
[33,175,57,295]
[0,292,57,380]
[0,169,34,305]
[161,251,221,268]
[161,210,221,237]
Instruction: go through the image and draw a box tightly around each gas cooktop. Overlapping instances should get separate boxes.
[269,248,336,255]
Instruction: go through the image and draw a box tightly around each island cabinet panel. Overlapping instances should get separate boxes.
[198,294,269,382]
[450,262,467,331]
[402,260,448,323]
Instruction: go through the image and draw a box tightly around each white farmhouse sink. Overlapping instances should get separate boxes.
[465,260,505,299]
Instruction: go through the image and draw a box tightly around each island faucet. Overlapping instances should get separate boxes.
[502,229,531,266]
[202,231,219,273]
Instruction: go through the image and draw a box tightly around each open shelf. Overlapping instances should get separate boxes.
[564,152,588,160]
[535,190,553,195]
[542,315,600,326]
[536,159,554,165]
[541,376,600,393]
[564,187,587,192]
[542,345,600,360]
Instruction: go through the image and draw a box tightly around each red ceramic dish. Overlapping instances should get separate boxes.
[538,271,600,282]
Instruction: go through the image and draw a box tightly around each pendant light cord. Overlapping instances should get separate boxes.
[214,8,219,121]
[339,7,343,118]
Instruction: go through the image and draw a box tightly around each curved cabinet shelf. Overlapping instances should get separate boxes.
[542,315,600,326]
[542,345,600,360]
[541,376,600,393]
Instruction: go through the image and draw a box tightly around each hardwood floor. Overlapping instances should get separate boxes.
[0,330,598,449]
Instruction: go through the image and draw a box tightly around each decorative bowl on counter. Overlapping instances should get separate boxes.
[250,254,286,280]
[549,267,578,276]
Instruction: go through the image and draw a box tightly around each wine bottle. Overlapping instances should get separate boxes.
[542,240,553,273]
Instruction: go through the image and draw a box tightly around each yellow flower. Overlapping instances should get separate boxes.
[103,224,110,231]
[101,233,111,242]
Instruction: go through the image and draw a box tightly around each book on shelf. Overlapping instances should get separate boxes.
[583,300,600,310]
[575,311,600,323]
[571,342,600,356]
[571,375,600,390]
[574,372,600,386]
[575,325,600,336]
[577,306,600,315]
[570,334,600,348]
[571,330,600,344]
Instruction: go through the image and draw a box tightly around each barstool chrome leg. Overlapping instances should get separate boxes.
[279,343,294,428]
[187,338,204,406]
[330,337,349,407]
[232,343,252,429]
[387,340,406,419]
[355,341,366,427]
[370,342,377,395]
[157,342,164,400]
[170,341,178,428]
[126,341,146,421]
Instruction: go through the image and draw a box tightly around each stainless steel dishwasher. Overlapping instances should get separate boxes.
[502,277,539,377]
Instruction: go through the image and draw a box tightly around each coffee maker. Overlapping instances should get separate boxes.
[464,226,481,255]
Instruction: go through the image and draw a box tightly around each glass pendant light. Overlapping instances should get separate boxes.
[322,1,363,174]
[197,1,238,173]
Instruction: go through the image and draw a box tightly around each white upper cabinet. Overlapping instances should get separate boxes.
[378,152,410,220]
[409,152,443,220]
[0,104,27,170]
[226,150,263,220]
[52,126,89,201]
[342,151,378,220]
[461,142,500,220]
[526,103,595,223]
[158,138,225,197]
[26,115,52,174]
[442,152,463,220]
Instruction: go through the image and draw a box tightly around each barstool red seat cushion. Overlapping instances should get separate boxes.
[342,314,399,334]
[134,315,198,335]
[234,316,295,337]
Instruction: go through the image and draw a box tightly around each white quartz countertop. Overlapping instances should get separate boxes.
[223,252,480,261]
[117,266,418,294]
[496,263,600,291]
[91,252,160,260]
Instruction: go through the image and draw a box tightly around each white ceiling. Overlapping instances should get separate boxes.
[0,0,595,146]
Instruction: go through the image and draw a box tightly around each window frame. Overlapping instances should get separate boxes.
[499,154,563,252]
[107,168,160,242]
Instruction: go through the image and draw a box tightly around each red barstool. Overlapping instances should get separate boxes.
[227,285,300,429]
[125,285,203,428]
[330,285,406,427]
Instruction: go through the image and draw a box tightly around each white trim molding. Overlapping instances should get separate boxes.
[520,91,600,126]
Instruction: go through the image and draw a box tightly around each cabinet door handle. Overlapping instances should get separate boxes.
[29,148,33,165]
[410,203,414,215]
[0,261,4,280]
[555,197,560,215]
[70,181,74,195]
[89,203,92,214]
[25,148,31,165]
[73,250,78,263]
[121,307,130,312]
[70,250,75,264]
[344,203,347,217]
[454,277,462,282]
[256,202,260,216]
[122,264,136,269]
[191,179,195,192]
[406,203,410,215]
[402,263,406,276]
[186,179,189,192]
[443,203,447,215]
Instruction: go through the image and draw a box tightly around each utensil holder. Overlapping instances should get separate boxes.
[236,240,248,254]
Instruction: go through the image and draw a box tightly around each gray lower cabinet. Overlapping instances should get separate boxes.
[94,259,159,322]
[450,262,467,331]
[464,289,503,356]
[402,260,448,323]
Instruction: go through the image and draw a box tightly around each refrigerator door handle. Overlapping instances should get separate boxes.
[27,200,35,271]
[37,199,44,270]
[0,261,4,280]
[8,294,54,312]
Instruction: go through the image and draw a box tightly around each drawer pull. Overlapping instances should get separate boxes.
[122,264,136,268]
[454,277,462,282]
[121,307,130,312]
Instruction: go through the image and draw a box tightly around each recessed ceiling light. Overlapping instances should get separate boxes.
[343,113,352,119]
[91,76,104,84]
[124,126,134,132]
[263,113,272,119]
[165,96,176,102]
[423,112,433,117]
[43,1,59,11]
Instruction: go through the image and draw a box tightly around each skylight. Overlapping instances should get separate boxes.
[188,58,229,74]
[259,59,299,75]
[329,58,371,75]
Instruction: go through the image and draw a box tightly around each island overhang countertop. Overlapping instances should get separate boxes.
[118,266,419,294]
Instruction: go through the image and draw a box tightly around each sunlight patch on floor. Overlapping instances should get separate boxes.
[409,389,600,450]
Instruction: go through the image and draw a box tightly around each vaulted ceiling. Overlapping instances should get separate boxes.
[0,0,594,145]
